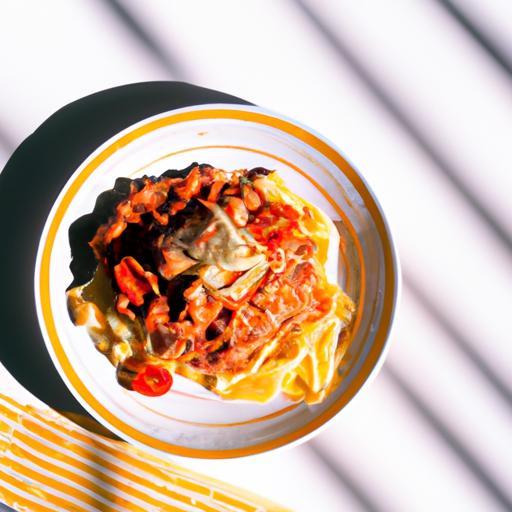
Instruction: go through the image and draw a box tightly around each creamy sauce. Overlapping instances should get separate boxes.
[67,265,213,389]
[67,265,142,367]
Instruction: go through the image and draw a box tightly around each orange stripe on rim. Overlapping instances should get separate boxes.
[133,401,299,428]
[38,108,397,458]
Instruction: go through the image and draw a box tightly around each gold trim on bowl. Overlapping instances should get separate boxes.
[38,108,398,458]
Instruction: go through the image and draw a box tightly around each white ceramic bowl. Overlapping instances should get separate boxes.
[35,104,400,458]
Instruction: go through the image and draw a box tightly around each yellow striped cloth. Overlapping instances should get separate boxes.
[0,393,288,511]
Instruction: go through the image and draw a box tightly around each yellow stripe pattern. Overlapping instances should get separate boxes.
[0,394,289,511]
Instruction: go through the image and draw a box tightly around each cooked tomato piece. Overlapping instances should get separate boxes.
[145,296,170,332]
[104,220,127,245]
[130,178,171,212]
[174,165,201,200]
[169,200,187,215]
[207,179,226,202]
[188,291,223,327]
[241,183,262,211]
[266,230,283,252]
[224,197,248,227]
[222,186,240,196]
[159,245,196,281]
[132,365,173,396]
[268,248,286,273]
[270,203,300,221]
[114,256,159,306]
[152,209,168,225]
[116,293,135,321]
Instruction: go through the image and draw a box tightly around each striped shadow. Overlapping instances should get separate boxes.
[308,442,383,512]
[98,0,189,80]
[404,274,512,410]
[437,0,512,79]
[293,0,512,255]
[384,365,512,512]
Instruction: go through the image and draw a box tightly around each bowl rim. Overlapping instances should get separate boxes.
[34,103,401,459]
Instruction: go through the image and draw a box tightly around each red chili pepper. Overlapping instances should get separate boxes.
[131,365,173,396]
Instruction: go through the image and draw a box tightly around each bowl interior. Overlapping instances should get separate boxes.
[36,105,395,457]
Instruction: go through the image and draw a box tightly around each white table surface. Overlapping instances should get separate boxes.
[1,1,511,511]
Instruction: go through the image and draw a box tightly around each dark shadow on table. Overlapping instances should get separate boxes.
[0,81,250,419]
